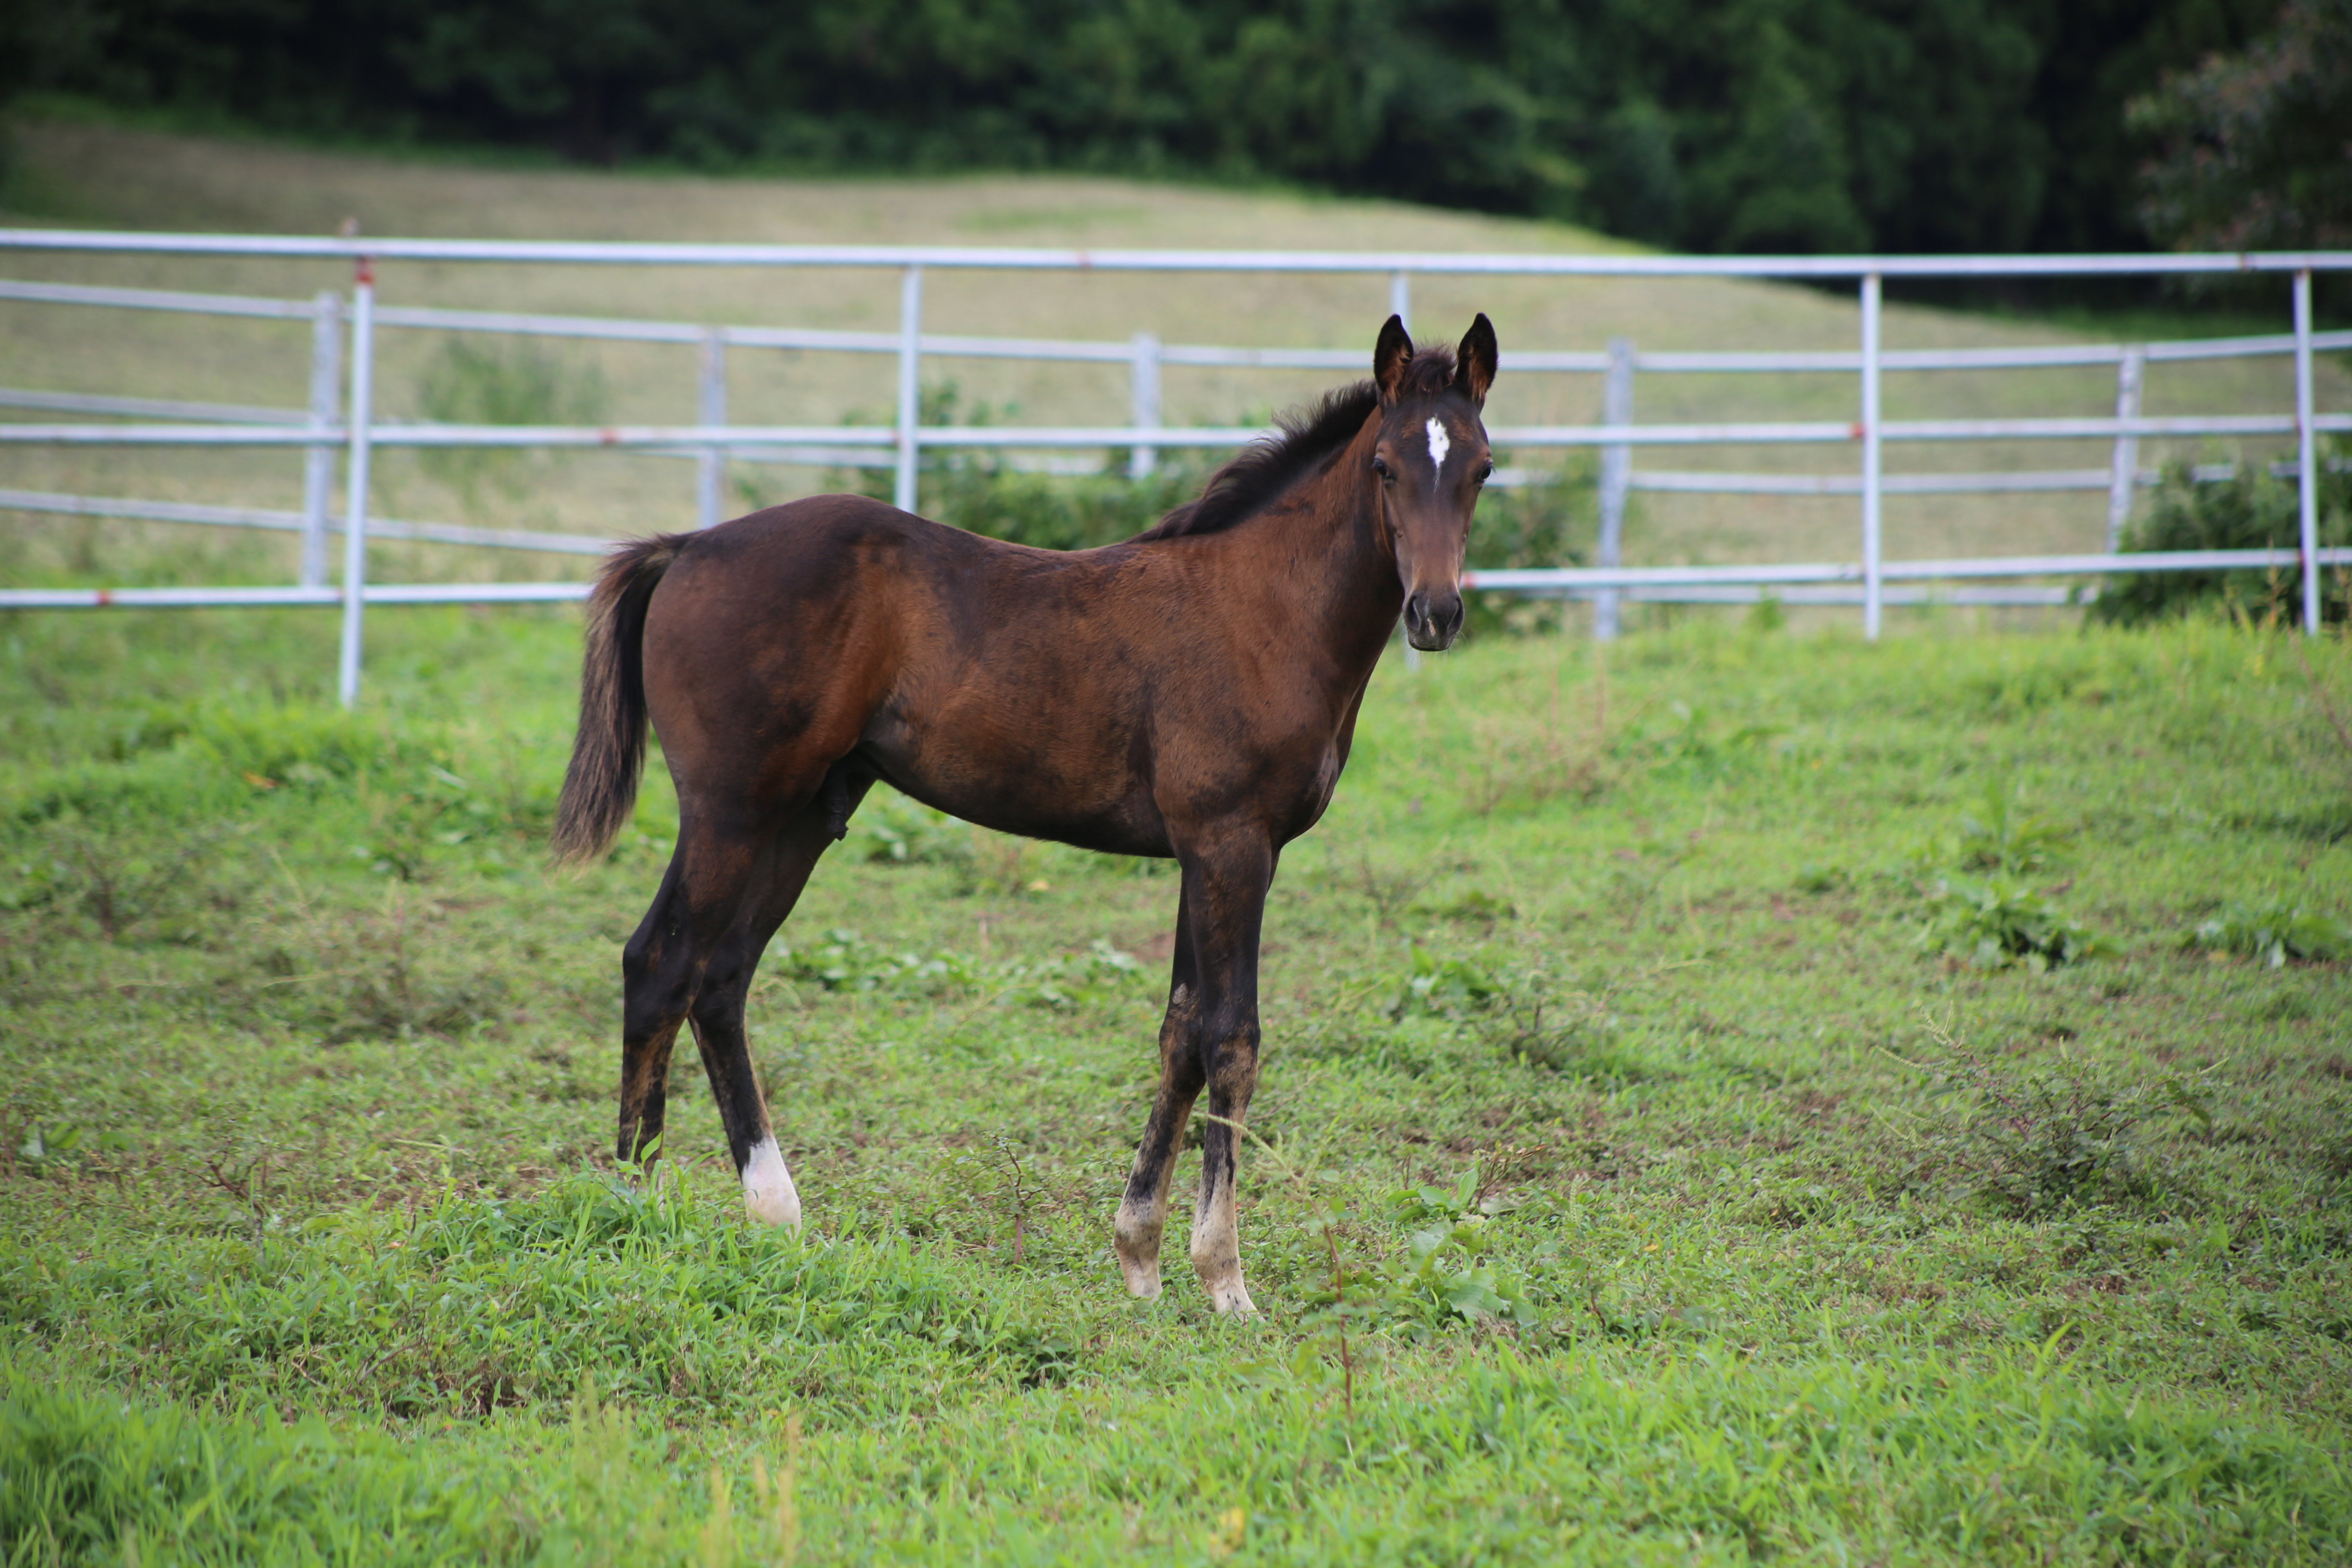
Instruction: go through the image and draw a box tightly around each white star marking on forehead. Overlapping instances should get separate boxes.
[1425,416,1451,475]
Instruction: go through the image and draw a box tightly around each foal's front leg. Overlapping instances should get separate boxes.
[1180,833,1274,1315]
[1114,891,1202,1299]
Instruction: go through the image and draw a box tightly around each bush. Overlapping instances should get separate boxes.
[2093,449,2350,626]
[855,384,1207,552]
[1463,460,1597,637]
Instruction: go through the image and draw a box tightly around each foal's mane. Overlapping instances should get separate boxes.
[1131,346,1459,542]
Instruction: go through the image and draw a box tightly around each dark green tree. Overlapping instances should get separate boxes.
[2129,0,2352,251]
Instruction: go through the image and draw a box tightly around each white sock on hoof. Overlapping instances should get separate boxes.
[1114,1205,1165,1298]
[742,1136,802,1229]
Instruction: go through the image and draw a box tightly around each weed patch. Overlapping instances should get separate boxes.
[1912,1022,2217,1215]
[1918,873,2107,971]
[2192,897,2352,967]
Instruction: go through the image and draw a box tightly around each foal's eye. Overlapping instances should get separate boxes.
[1479,459,1495,484]
[1371,455,1392,481]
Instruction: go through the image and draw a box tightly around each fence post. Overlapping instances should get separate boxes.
[1129,332,1161,481]
[301,290,341,589]
[895,264,923,515]
[2104,346,2145,552]
[1860,272,1884,641]
[336,260,376,709]
[697,327,727,530]
[1593,336,1635,641]
[2294,268,2320,635]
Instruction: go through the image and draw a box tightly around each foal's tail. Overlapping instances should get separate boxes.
[553,533,688,864]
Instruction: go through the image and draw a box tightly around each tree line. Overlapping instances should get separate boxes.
[4,0,2336,256]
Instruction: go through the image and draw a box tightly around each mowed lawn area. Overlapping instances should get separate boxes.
[1,596,2348,1564]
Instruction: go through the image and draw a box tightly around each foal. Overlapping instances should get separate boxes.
[554,313,1497,1313]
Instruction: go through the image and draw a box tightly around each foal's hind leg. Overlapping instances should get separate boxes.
[1113,889,1203,1300]
[682,796,862,1226]
[617,788,860,1225]
[617,850,700,1169]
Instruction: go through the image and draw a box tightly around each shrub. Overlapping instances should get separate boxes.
[1463,459,1598,636]
[2092,448,2350,626]
[853,383,1206,551]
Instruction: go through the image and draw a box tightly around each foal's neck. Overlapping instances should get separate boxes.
[1279,418,1404,683]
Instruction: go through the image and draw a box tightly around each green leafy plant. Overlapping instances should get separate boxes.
[1390,945,1499,1018]
[1472,969,1647,1081]
[858,382,1207,550]
[770,929,1141,1010]
[2191,898,2352,967]
[254,880,510,1042]
[857,792,971,868]
[1919,874,2106,971]
[1463,458,1598,637]
[1918,1020,2216,1214]
[773,927,978,998]
[1956,779,2070,875]
[2093,448,2350,626]
[1647,700,1785,777]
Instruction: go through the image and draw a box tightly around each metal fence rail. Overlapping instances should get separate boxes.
[2,230,2347,704]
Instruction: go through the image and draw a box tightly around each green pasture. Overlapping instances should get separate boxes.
[4,117,2352,1566]
[2,596,2349,1564]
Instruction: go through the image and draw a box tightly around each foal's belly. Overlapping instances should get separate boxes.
[855,707,1175,858]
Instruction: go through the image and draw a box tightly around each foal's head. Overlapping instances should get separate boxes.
[1368,313,1497,652]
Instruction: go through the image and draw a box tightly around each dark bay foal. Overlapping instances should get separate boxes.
[553,313,1498,1312]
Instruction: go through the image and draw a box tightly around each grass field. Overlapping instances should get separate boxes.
[2,593,2350,1564]
[5,116,2348,621]
[4,120,2352,1565]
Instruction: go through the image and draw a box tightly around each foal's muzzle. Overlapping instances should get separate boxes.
[1404,590,1464,652]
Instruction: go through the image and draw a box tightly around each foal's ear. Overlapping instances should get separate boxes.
[1453,313,1498,408]
[1374,314,1414,405]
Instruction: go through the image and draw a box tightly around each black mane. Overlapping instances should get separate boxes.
[1131,347,1459,542]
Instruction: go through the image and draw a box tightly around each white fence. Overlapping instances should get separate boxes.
[0,230,2347,705]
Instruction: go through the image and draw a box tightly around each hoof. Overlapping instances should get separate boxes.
[1113,1208,1165,1298]
[1205,1278,1259,1317]
[744,1187,802,1229]
[742,1137,802,1229]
